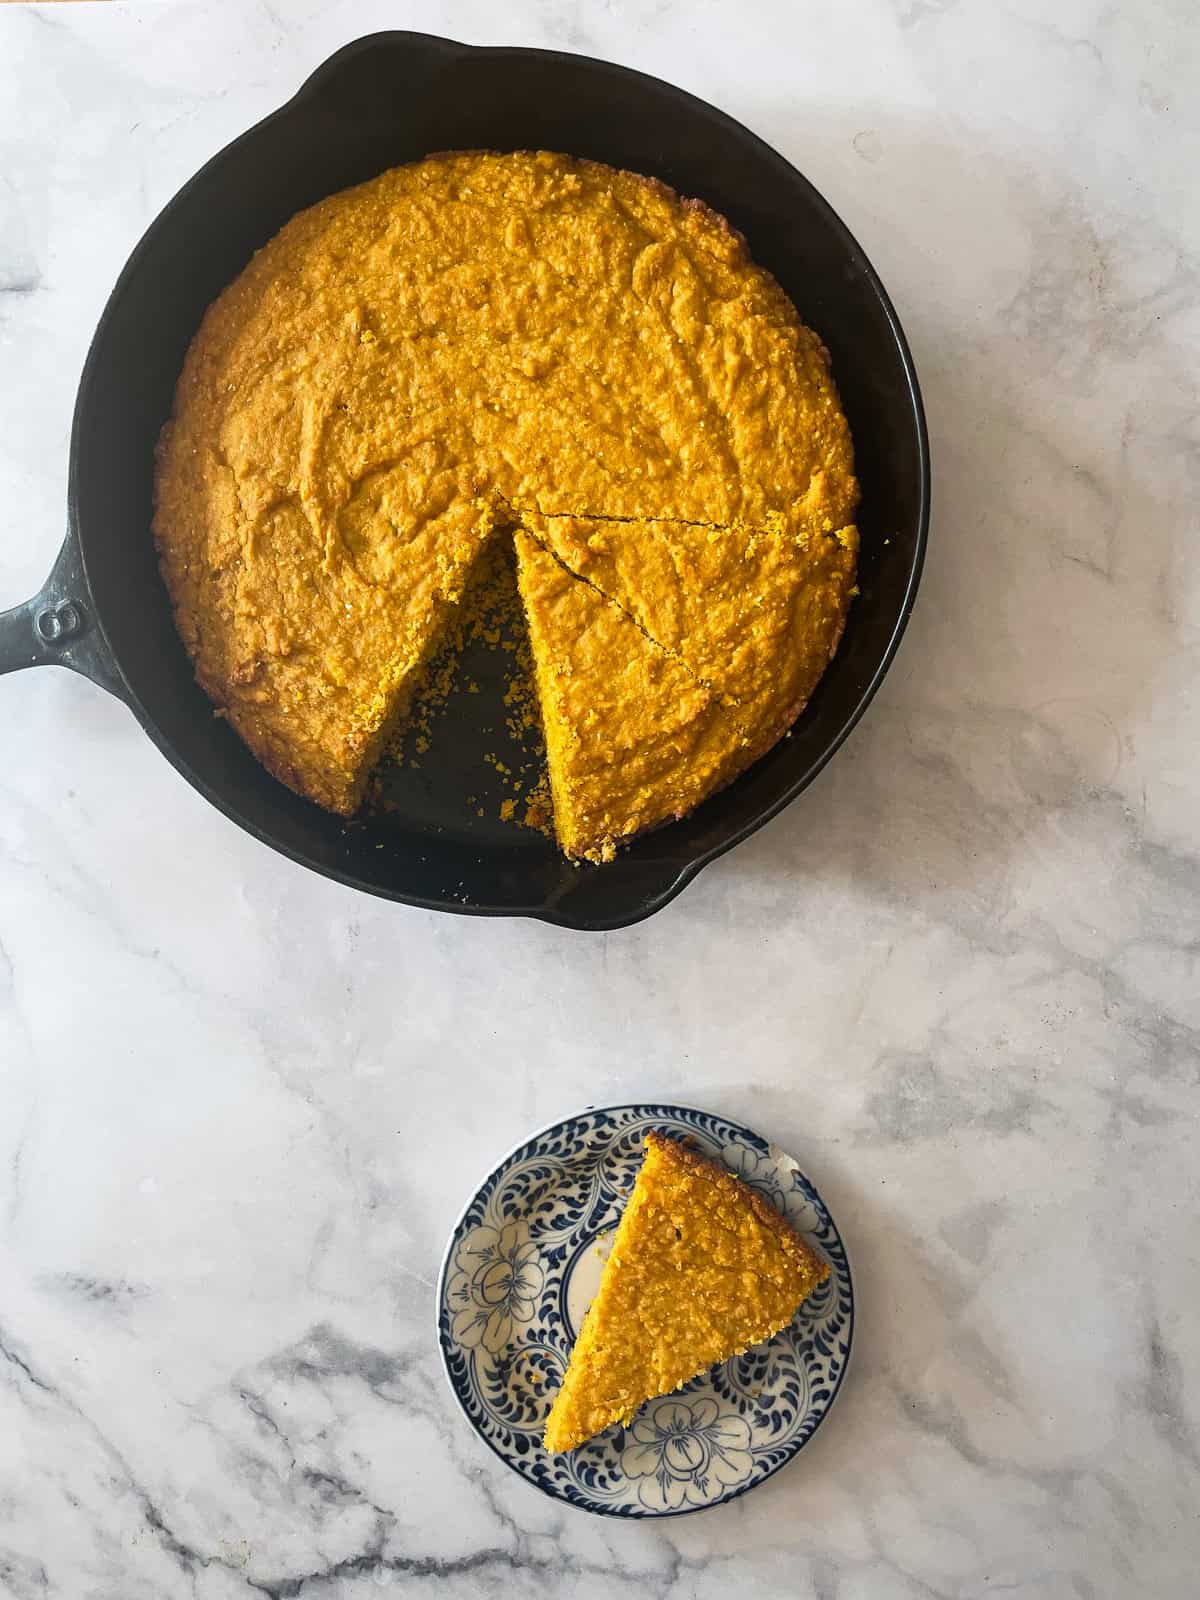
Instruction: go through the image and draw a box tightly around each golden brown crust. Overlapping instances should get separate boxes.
[644,1131,830,1280]
[154,149,859,841]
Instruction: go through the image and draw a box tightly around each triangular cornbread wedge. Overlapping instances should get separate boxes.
[521,510,858,746]
[543,1131,829,1452]
[512,531,761,862]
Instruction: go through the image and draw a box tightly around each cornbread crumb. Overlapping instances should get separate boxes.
[370,536,550,824]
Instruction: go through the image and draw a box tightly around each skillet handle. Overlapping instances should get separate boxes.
[0,529,127,700]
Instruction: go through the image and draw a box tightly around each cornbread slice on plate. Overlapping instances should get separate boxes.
[543,1131,829,1453]
[521,508,859,736]
[512,531,753,863]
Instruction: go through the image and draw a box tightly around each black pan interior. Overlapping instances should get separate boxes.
[69,33,928,928]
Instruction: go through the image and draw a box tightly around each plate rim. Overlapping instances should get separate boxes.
[435,1100,856,1517]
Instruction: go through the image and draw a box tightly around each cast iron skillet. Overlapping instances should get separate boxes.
[0,32,929,930]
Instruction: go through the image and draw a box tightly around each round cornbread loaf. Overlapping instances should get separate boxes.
[153,151,858,849]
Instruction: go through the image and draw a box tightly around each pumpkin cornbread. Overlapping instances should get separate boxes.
[543,1131,829,1452]
[513,531,758,862]
[153,149,859,848]
[521,509,859,730]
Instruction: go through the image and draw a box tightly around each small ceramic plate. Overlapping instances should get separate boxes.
[436,1103,853,1517]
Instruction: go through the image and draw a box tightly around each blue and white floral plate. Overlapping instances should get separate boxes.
[436,1103,853,1517]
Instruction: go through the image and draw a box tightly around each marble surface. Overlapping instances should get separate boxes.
[1,0,1198,1594]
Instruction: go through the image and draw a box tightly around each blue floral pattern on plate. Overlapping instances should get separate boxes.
[436,1103,853,1517]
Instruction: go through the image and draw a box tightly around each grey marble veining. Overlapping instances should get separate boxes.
[1,1,1198,1596]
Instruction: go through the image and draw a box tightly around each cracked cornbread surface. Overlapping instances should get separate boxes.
[543,1131,830,1452]
[521,508,859,738]
[513,532,753,862]
[153,150,859,849]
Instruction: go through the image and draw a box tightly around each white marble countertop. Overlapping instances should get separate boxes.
[2,1,1198,1595]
